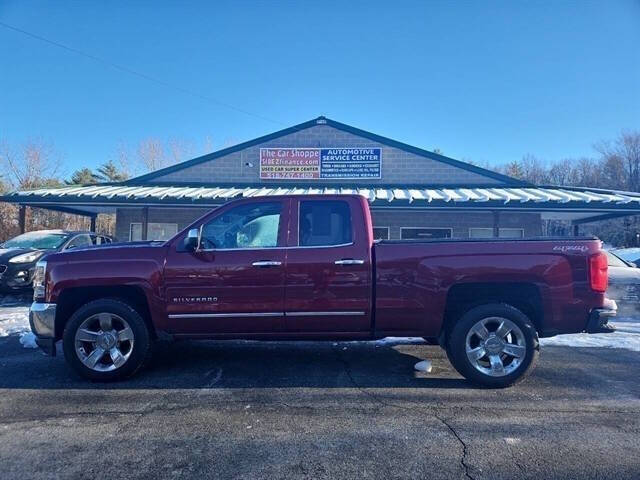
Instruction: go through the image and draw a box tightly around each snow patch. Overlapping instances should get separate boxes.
[0,306,30,337]
[375,337,426,346]
[414,360,432,372]
[19,332,38,348]
[540,318,640,352]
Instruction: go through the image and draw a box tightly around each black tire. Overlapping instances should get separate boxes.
[63,298,152,381]
[445,303,539,388]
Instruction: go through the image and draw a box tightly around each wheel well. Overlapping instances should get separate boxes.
[443,282,543,336]
[54,286,156,340]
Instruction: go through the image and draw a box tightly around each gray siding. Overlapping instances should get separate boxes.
[152,124,503,186]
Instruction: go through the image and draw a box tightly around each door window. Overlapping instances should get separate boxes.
[66,234,93,249]
[299,200,352,247]
[201,202,282,249]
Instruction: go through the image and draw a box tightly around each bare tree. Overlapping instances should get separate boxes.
[596,130,640,192]
[137,137,166,173]
[0,138,61,189]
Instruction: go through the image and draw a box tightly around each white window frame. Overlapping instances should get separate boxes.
[147,222,179,241]
[129,223,142,241]
[498,228,525,238]
[372,226,390,240]
[469,227,493,239]
[469,227,525,239]
[400,227,453,240]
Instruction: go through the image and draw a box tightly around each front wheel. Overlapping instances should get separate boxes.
[63,298,152,381]
[446,303,539,388]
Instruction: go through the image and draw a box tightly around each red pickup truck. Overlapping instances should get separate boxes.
[29,195,615,387]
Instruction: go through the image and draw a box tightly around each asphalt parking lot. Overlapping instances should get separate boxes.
[1,319,639,480]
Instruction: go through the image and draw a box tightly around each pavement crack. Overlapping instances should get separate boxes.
[434,413,475,480]
[332,346,389,411]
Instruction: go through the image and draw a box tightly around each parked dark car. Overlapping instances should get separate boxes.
[606,250,640,315]
[611,247,640,267]
[0,230,113,292]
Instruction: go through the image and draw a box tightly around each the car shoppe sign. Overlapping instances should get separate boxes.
[260,148,381,179]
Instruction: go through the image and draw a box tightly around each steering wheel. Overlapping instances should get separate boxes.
[200,236,216,250]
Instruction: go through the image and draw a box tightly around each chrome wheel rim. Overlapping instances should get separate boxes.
[74,313,134,372]
[465,317,526,377]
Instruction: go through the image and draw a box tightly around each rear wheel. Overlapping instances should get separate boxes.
[446,303,539,388]
[63,298,152,381]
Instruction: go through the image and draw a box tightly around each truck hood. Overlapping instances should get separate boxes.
[45,241,167,264]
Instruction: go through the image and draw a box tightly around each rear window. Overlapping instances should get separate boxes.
[299,201,352,247]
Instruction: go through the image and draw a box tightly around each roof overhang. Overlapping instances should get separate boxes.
[2,184,640,224]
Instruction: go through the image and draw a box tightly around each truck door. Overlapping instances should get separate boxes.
[284,197,372,334]
[163,199,288,335]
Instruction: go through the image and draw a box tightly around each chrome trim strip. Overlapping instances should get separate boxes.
[168,311,366,319]
[168,312,283,319]
[285,311,366,317]
[252,260,282,266]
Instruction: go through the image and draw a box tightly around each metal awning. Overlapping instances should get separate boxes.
[2,184,640,223]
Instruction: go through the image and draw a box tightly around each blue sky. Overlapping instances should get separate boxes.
[1,0,638,177]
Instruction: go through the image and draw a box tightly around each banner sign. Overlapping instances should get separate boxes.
[260,148,381,180]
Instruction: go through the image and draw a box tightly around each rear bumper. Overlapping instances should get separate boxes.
[29,302,57,356]
[586,299,617,334]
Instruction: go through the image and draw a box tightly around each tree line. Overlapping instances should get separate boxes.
[0,136,217,241]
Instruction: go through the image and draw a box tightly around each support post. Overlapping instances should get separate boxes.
[492,211,500,238]
[573,224,579,237]
[90,215,97,233]
[141,207,149,241]
[18,205,27,234]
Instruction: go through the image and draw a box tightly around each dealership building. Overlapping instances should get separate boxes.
[3,116,640,241]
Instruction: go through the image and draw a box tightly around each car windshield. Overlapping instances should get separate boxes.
[612,248,640,264]
[606,250,631,268]
[1,232,69,250]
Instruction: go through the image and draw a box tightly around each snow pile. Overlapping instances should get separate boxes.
[0,296,35,348]
[540,318,640,352]
[414,360,432,372]
[0,306,30,336]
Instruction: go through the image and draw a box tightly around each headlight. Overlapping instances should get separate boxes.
[9,250,44,264]
[33,260,47,300]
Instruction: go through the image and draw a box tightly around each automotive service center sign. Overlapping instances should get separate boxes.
[260,148,381,179]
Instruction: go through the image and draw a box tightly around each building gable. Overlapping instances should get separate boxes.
[127,117,524,187]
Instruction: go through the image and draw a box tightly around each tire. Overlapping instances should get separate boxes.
[445,303,539,388]
[63,298,152,381]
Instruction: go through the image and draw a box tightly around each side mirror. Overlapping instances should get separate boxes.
[184,228,201,252]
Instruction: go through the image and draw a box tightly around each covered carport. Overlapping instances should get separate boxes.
[2,183,640,240]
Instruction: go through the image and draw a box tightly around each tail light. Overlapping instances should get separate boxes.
[589,252,608,292]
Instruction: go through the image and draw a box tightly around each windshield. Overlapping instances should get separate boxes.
[606,250,631,268]
[612,248,640,264]
[2,232,69,250]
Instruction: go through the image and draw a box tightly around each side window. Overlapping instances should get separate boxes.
[201,202,282,249]
[299,200,352,247]
[66,234,93,249]
[130,223,142,241]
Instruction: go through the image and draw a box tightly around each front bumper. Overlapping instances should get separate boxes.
[586,299,617,334]
[29,302,57,356]
[0,264,35,291]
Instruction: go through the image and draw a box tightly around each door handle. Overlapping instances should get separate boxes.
[252,260,282,267]
[334,259,365,265]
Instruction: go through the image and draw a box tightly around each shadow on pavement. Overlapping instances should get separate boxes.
[0,336,478,390]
